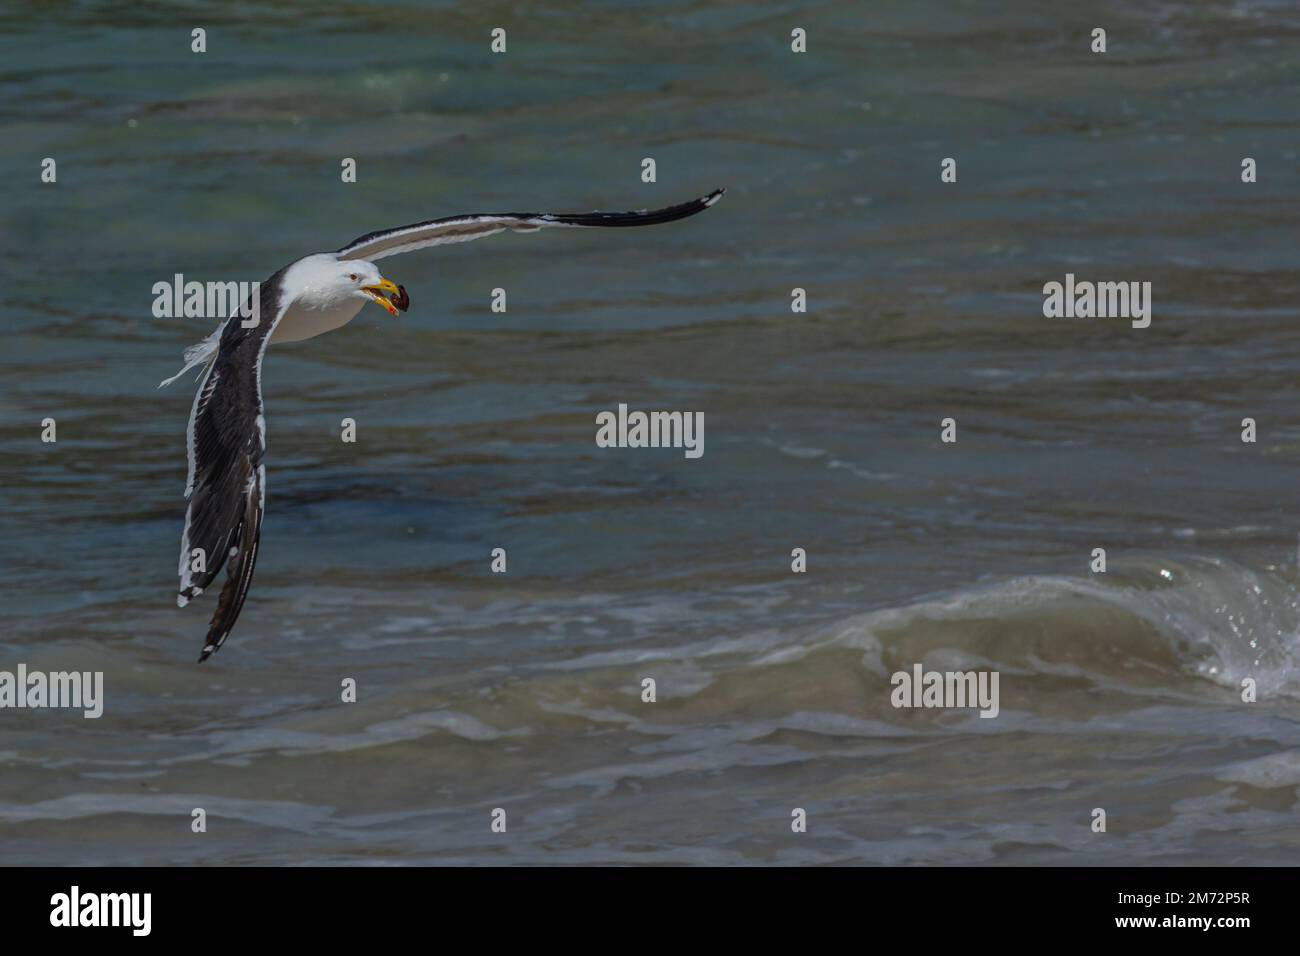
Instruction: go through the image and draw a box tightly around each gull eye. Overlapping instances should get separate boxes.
[349,273,359,282]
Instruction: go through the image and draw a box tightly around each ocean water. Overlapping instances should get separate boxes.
[1,0,1299,864]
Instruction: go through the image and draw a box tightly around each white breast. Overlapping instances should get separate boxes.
[269,298,366,344]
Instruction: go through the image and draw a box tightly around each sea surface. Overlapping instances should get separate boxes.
[1,0,1299,864]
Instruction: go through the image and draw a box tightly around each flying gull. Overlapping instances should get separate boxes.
[161,189,725,661]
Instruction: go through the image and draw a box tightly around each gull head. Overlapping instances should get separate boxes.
[297,255,410,315]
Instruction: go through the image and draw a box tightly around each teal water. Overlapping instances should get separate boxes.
[1,1,1299,864]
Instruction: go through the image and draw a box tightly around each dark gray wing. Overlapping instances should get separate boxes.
[177,269,290,662]
[336,188,725,262]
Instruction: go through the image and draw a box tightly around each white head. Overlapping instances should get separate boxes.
[290,253,409,315]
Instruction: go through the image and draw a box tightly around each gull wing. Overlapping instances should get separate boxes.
[336,188,725,262]
[177,269,292,662]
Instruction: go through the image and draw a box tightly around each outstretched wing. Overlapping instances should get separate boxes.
[177,270,291,662]
[336,188,725,262]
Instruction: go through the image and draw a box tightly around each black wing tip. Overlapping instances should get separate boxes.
[197,644,216,663]
[546,188,727,228]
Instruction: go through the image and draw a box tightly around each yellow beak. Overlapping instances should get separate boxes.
[361,278,403,316]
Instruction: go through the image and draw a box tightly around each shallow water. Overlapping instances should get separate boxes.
[1,0,1299,864]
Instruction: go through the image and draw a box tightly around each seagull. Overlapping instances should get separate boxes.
[161,189,725,662]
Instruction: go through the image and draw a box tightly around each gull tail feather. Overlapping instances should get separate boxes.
[159,328,223,388]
